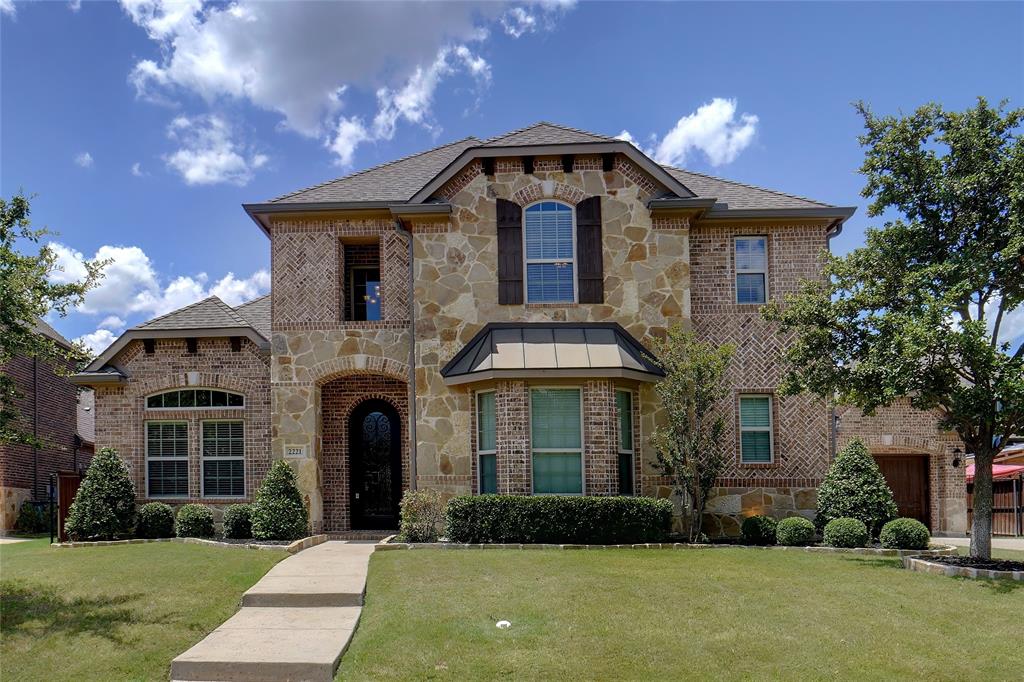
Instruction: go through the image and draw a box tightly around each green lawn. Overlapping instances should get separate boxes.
[1,538,285,681]
[340,548,1023,681]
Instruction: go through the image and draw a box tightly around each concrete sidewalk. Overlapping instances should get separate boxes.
[172,540,376,682]
[940,536,1024,551]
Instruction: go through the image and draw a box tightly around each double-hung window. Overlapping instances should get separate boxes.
[201,421,245,497]
[146,421,188,497]
[476,391,497,494]
[739,395,773,464]
[616,390,634,495]
[735,236,767,304]
[524,202,575,303]
[530,388,583,494]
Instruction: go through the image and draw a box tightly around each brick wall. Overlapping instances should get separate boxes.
[92,337,270,505]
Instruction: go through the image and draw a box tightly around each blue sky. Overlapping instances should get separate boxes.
[2,1,1022,352]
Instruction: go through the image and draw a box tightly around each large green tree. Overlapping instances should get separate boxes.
[763,99,1023,559]
[1,192,104,445]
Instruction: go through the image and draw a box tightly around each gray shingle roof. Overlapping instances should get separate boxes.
[134,296,251,332]
[77,389,95,444]
[34,317,73,348]
[264,121,833,209]
[234,294,271,338]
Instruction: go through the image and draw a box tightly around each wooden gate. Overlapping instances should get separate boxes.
[57,471,82,542]
[874,455,931,529]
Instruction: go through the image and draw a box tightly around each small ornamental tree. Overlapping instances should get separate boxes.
[64,448,136,540]
[815,439,898,537]
[649,326,735,542]
[251,460,309,541]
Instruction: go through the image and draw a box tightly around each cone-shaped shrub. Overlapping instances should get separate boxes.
[251,460,309,541]
[64,447,136,540]
[815,439,898,537]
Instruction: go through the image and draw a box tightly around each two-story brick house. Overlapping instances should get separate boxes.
[72,122,966,536]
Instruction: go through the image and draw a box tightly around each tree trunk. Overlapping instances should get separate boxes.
[969,449,995,560]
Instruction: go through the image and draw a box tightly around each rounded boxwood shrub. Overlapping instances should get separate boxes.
[136,502,175,538]
[398,490,445,542]
[251,460,309,541]
[445,495,673,544]
[815,439,898,537]
[879,517,930,550]
[223,504,253,539]
[822,517,869,548]
[740,515,778,546]
[776,516,815,546]
[64,447,136,541]
[175,504,215,538]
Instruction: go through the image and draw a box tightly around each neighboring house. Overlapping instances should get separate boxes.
[1,319,95,531]
[72,122,966,536]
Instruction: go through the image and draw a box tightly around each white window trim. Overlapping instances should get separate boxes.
[735,235,768,304]
[522,200,578,305]
[145,388,244,411]
[616,388,635,495]
[145,420,189,499]
[200,419,246,499]
[475,390,497,494]
[739,394,775,464]
[528,386,585,496]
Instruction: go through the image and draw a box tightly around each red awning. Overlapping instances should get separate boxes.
[966,462,1024,483]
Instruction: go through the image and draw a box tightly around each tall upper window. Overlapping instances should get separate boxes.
[739,395,773,464]
[531,388,583,494]
[735,236,767,304]
[616,390,634,495]
[476,391,497,494]
[350,267,382,321]
[146,421,188,497]
[146,389,243,409]
[202,421,245,497]
[524,202,575,304]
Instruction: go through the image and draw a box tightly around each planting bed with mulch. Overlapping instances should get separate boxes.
[925,555,1024,572]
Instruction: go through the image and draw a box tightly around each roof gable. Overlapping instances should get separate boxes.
[135,296,250,331]
[234,294,271,338]
[481,122,617,147]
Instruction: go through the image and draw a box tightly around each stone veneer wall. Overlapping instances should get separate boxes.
[91,337,270,516]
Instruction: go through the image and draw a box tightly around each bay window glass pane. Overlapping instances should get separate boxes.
[531,389,581,449]
[533,453,582,494]
[526,263,574,303]
[477,392,496,452]
[741,431,772,463]
[479,453,497,494]
[616,390,632,452]
[740,396,771,427]
[618,452,633,496]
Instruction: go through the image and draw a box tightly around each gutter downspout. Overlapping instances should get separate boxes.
[395,219,418,490]
[33,357,39,501]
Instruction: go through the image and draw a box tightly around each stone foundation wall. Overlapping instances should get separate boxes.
[0,486,32,532]
[701,485,819,538]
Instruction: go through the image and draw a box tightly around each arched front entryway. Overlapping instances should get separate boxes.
[349,399,402,529]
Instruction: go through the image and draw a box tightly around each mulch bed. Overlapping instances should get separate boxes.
[925,555,1024,572]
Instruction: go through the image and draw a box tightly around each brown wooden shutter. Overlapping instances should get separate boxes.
[576,196,604,303]
[496,198,523,305]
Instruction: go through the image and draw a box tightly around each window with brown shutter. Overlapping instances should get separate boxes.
[496,198,523,304]
[575,196,604,303]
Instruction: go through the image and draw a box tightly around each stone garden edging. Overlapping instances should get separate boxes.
[376,538,959,557]
[51,534,328,554]
[902,555,1024,581]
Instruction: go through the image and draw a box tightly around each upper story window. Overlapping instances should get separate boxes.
[524,201,575,304]
[146,389,244,409]
[735,236,767,304]
[344,243,382,322]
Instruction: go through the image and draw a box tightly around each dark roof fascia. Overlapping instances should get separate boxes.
[70,371,127,387]
[388,203,452,218]
[646,197,718,211]
[699,206,857,222]
[409,141,696,204]
[84,327,269,372]
[443,367,661,386]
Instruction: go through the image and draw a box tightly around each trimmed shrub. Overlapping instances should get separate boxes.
[815,439,898,536]
[879,517,930,550]
[823,517,869,548]
[15,501,50,534]
[398,490,445,543]
[445,495,673,544]
[251,460,309,541]
[64,448,136,540]
[740,515,778,546]
[136,502,175,538]
[175,504,215,538]
[776,516,815,546]
[223,504,253,539]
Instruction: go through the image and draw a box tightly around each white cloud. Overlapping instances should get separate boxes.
[74,151,94,168]
[615,130,636,144]
[501,7,536,38]
[987,295,1024,348]
[651,98,759,167]
[501,1,575,38]
[48,241,270,318]
[119,1,567,166]
[0,0,15,17]
[69,0,81,11]
[76,328,118,356]
[131,162,145,176]
[164,114,266,185]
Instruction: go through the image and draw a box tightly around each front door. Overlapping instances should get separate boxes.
[349,400,401,530]
[874,455,930,529]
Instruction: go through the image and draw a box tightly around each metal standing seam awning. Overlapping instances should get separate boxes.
[439,323,664,386]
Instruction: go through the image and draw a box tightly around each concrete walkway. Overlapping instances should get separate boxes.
[941,536,1024,551]
[172,541,375,682]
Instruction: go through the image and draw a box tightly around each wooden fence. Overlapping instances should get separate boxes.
[967,475,1023,536]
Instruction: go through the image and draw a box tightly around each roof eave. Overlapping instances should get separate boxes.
[70,371,127,387]
[243,201,452,236]
[443,367,662,387]
[700,206,857,223]
[84,327,270,372]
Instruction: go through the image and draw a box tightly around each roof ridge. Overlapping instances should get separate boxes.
[134,295,250,330]
[269,135,480,203]
[662,165,831,207]
[482,121,615,145]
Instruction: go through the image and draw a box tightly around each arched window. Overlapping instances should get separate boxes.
[146,388,244,409]
[524,201,576,303]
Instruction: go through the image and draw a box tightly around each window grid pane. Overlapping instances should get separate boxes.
[533,453,582,494]
[618,452,634,496]
[531,389,581,450]
[203,460,244,497]
[741,432,772,463]
[525,202,574,303]
[202,421,244,497]
[479,453,497,494]
[740,397,771,427]
[736,273,766,304]
[146,421,188,496]
[146,389,244,409]
[735,237,767,271]
[740,396,772,463]
[477,392,496,453]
